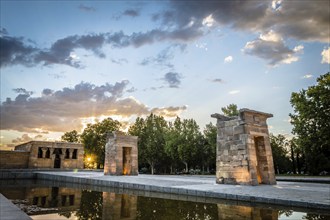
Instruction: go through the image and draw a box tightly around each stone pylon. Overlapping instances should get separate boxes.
[211,109,276,185]
[104,131,138,176]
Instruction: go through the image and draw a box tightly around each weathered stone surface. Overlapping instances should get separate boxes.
[104,132,138,176]
[0,141,84,169]
[211,108,276,185]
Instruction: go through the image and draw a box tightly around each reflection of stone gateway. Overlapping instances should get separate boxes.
[211,108,276,185]
[104,132,138,176]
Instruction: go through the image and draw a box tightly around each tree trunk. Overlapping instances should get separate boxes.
[183,162,188,173]
[149,161,154,175]
[170,165,173,174]
[296,152,301,174]
[290,146,296,174]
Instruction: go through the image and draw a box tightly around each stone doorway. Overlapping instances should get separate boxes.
[53,148,61,168]
[122,147,132,175]
[254,136,268,184]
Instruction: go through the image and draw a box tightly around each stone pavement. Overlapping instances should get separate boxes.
[35,171,330,210]
[0,193,31,220]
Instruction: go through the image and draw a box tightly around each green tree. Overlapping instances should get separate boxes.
[128,114,167,174]
[270,134,291,174]
[202,122,217,173]
[61,130,80,143]
[128,117,146,168]
[221,104,239,116]
[80,118,121,168]
[178,118,202,172]
[164,117,183,174]
[290,72,330,175]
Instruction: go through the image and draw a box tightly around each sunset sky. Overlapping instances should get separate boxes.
[1,0,329,149]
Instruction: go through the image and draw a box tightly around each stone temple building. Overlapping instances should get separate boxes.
[0,141,84,169]
[211,108,276,185]
[104,132,138,176]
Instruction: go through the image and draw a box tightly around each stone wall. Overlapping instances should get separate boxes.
[102,192,137,220]
[217,204,278,219]
[104,132,138,175]
[0,151,30,169]
[212,108,276,185]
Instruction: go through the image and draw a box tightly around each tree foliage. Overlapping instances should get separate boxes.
[270,134,291,174]
[80,118,121,168]
[221,104,239,116]
[61,130,80,143]
[290,72,330,174]
[129,115,214,174]
[128,114,167,174]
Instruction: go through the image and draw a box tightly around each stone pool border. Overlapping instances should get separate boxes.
[1,169,329,211]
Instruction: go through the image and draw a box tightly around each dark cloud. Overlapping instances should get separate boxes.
[0,27,8,35]
[1,1,329,69]
[123,9,140,17]
[211,79,223,83]
[1,29,197,68]
[13,88,33,95]
[1,81,186,132]
[0,36,39,68]
[157,0,329,43]
[163,72,181,88]
[140,44,186,69]
[242,32,304,66]
[35,34,106,68]
[78,4,96,12]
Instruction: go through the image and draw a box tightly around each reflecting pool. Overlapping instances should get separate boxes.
[0,179,329,220]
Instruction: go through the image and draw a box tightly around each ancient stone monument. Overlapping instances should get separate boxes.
[211,108,276,185]
[104,131,138,175]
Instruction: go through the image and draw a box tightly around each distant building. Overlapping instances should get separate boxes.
[0,141,84,169]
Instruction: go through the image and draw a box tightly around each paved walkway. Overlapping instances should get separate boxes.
[0,194,31,220]
[36,171,330,210]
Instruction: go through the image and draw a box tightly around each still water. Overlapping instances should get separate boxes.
[0,179,329,220]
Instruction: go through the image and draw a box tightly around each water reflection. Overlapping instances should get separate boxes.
[0,183,329,220]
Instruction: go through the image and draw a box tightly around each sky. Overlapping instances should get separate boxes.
[0,0,329,150]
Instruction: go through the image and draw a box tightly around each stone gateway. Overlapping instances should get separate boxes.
[104,132,138,176]
[211,108,276,185]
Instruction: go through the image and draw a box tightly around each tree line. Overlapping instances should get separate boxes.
[62,72,330,175]
[62,114,217,174]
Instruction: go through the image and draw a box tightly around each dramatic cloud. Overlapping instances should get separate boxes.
[1,81,186,133]
[321,47,330,64]
[224,56,233,63]
[2,1,328,68]
[1,29,198,68]
[158,0,329,43]
[0,35,39,68]
[163,72,181,88]
[243,31,304,66]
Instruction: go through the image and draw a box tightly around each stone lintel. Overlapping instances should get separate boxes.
[239,108,273,118]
